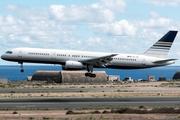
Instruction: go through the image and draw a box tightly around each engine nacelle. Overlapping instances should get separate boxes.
[62,61,85,70]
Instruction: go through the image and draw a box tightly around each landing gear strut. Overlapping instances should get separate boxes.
[19,62,24,73]
[85,64,96,78]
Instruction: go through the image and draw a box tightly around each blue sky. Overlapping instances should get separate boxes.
[0,0,180,65]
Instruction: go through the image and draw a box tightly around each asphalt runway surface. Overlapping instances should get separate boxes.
[0,88,108,93]
[0,97,180,109]
[1,87,180,93]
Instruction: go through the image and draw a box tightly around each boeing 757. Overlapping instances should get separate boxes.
[1,31,178,77]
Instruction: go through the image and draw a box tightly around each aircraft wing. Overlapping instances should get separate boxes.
[79,54,118,67]
[153,59,178,64]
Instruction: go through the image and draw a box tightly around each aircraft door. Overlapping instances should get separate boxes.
[18,50,22,57]
[142,59,146,65]
[52,52,56,59]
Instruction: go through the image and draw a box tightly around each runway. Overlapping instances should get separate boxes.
[1,87,180,93]
[0,88,109,93]
[0,97,180,109]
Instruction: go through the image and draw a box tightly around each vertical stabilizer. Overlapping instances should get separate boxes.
[143,31,178,58]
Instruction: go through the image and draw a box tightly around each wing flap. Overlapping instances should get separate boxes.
[78,54,118,67]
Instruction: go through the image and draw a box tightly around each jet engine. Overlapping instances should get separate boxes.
[62,61,86,70]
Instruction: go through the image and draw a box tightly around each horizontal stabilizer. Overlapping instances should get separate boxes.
[153,59,177,64]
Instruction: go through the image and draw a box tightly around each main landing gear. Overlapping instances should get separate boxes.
[85,64,96,78]
[19,62,24,73]
[85,72,96,78]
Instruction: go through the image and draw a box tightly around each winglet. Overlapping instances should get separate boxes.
[111,54,118,57]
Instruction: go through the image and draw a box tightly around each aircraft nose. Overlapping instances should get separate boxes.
[1,54,6,60]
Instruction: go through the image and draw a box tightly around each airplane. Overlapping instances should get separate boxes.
[1,30,178,78]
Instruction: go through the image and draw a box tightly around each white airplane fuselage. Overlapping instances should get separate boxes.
[1,31,178,77]
[1,47,174,70]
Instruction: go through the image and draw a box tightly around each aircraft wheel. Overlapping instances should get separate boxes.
[89,73,96,78]
[85,73,96,78]
[20,69,24,73]
[85,72,91,77]
[92,74,96,78]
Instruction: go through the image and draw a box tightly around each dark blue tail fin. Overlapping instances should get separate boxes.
[143,31,178,58]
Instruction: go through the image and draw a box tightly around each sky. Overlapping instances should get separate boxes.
[0,0,180,65]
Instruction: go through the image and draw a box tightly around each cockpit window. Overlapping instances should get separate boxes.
[6,51,13,54]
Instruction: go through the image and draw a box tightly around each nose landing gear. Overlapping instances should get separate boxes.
[19,62,24,73]
[20,69,24,73]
